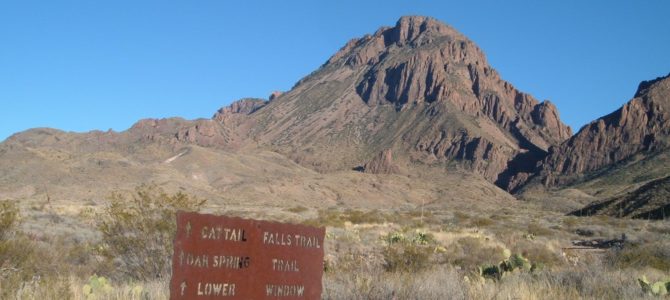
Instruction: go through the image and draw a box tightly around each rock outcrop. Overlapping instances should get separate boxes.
[213,98,266,121]
[363,149,400,174]
[537,73,670,187]
[269,91,283,101]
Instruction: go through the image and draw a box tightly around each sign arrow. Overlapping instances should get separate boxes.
[185,221,192,238]
[181,281,187,296]
[179,250,184,266]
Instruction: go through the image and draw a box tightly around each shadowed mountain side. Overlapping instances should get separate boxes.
[568,175,670,220]
[515,73,670,218]
[534,73,670,188]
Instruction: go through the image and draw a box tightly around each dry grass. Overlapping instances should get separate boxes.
[3,186,670,299]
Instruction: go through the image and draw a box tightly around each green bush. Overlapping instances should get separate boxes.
[96,185,205,281]
[381,230,436,273]
[383,243,432,273]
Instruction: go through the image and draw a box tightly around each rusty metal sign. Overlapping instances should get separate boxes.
[170,211,325,299]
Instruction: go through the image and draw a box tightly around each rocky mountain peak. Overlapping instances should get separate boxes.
[252,16,572,188]
[388,16,459,46]
[325,16,469,68]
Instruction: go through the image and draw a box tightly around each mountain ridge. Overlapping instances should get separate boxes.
[2,16,669,219]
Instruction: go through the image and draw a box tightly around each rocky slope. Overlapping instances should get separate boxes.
[363,149,400,174]
[533,73,670,188]
[569,175,670,220]
[509,73,670,218]
[232,16,571,187]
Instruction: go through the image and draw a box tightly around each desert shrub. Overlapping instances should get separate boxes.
[381,229,436,273]
[453,211,470,224]
[303,209,345,227]
[469,265,644,299]
[383,230,434,246]
[0,200,19,240]
[285,205,308,213]
[470,216,495,227]
[445,237,506,271]
[382,243,432,273]
[509,239,564,269]
[562,216,580,229]
[527,221,554,236]
[0,201,29,296]
[346,209,388,224]
[303,209,390,227]
[323,265,467,300]
[606,241,670,271]
[96,185,205,281]
[0,201,72,298]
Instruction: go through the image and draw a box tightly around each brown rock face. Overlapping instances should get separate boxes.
[229,16,573,188]
[364,149,399,174]
[269,91,283,101]
[308,16,570,185]
[213,98,266,120]
[127,98,268,150]
[338,17,571,146]
[129,118,231,148]
[537,73,670,187]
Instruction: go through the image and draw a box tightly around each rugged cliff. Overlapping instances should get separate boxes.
[537,74,670,187]
[239,16,571,186]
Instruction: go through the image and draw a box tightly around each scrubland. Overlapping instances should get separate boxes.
[1,186,669,299]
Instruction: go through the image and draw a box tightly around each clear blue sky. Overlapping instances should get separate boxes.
[2,1,669,142]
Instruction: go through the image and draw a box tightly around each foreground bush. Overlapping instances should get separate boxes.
[97,185,205,281]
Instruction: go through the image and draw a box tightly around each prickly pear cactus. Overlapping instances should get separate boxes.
[82,275,113,299]
[479,264,502,279]
[502,248,511,260]
[479,251,538,281]
[638,275,670,296]
[509,253,532,271]
[386,232,405,244]
[651,281,668,296]
[412,231,431,245]
[131,284,148,299]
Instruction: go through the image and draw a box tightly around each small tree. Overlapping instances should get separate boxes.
[97,185,205,280]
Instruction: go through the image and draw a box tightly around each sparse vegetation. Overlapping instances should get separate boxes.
[96,185,205,281]
[606,241,670,271]
[286,205,309,213]
[303,208,393,227]
[2,189,670,299]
